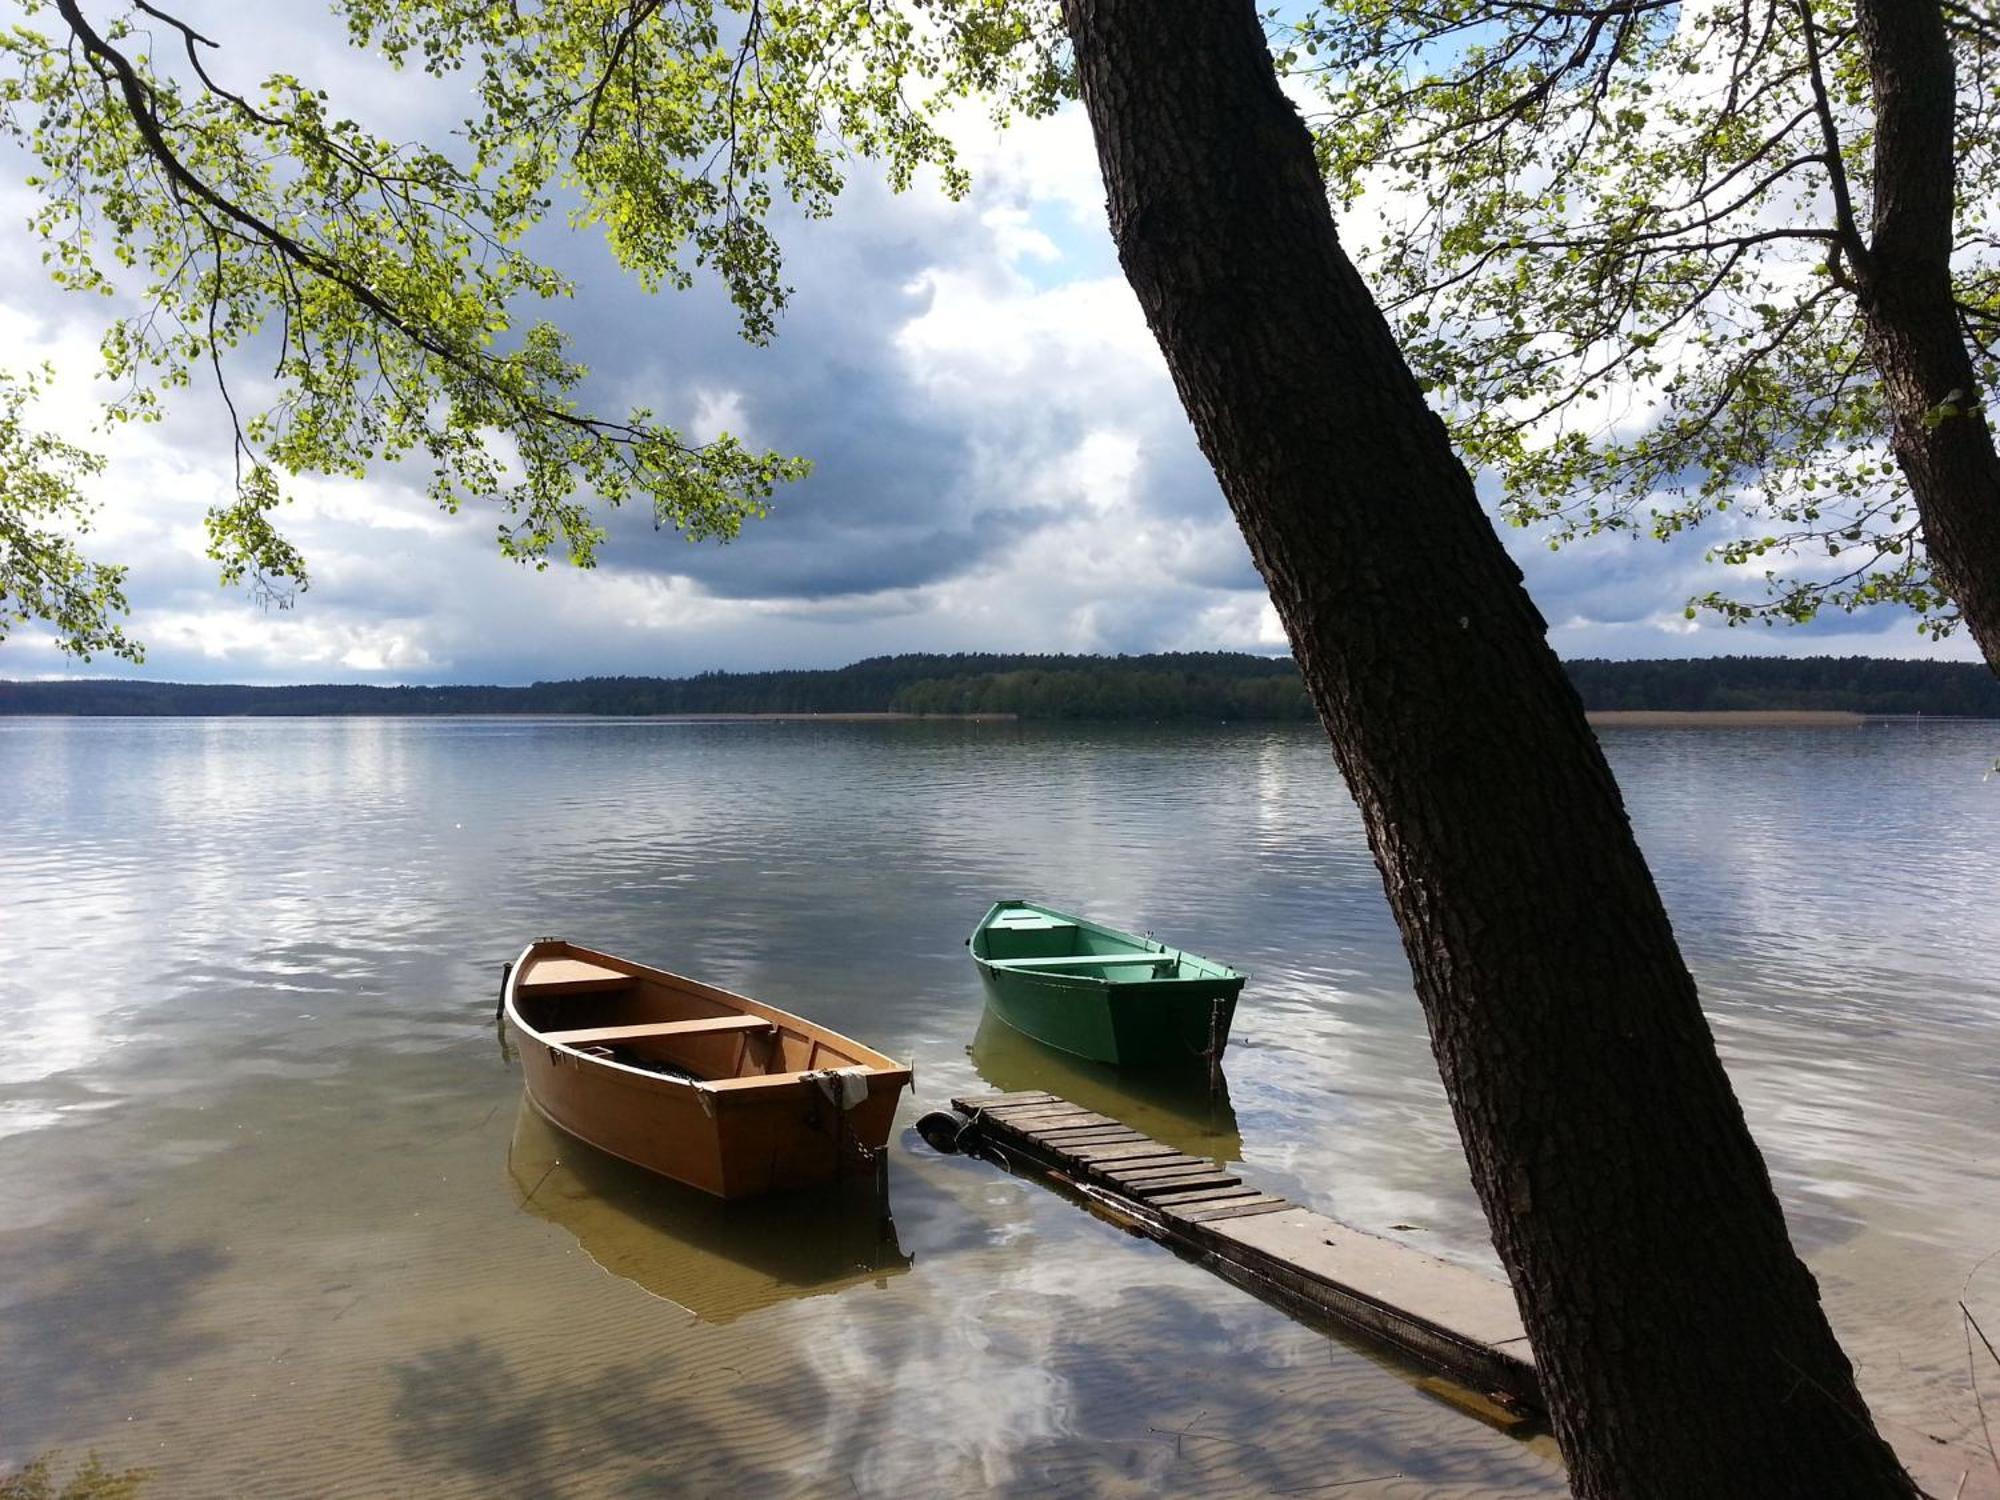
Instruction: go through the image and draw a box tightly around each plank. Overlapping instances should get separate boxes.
[1072,1160,1192,1176]
[1084,1153,1207,1170]
[1145,1184,1266,1207]
[997,1110,1117,1131]
[968,1096,1080,1112]
[978,1097,1090,1116]
[542,1016,773,1046]
[1173,1197,1294,1224]
[1029,1125,1143,1142]
[1209,1212,1530,1350]
[518,958,637,995]
[987,954,1176,969]
[1034,1132,1146,1149]
[982,1111,1099,1131]
[952,1091,1057,1110]
[1104,1161,1227,1184]
[1068,1146,1194,1166]
[1124,1173,1243,1199]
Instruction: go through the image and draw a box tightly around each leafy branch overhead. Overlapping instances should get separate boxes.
[0,366,138,661]
[0,0,1061,610]
[1290,0,2000,637]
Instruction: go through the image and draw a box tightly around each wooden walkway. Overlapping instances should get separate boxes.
[949,1089,1542,1425]
[950,1088,2000,1493]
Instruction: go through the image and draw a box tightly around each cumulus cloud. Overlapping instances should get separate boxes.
[0,3,1974,683]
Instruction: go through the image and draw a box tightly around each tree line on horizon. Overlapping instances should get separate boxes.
[5,652,1997,719]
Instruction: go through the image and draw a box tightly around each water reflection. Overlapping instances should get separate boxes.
[506,1103,910,1322]
[4,718,1995,1495]
[968,1013,1243,1161]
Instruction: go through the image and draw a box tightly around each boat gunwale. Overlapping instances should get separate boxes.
[966,900,1247,989]
[503,938,911,1099]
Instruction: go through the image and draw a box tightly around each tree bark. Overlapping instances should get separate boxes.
[1057,2,1917,1494]
[1852,0,2000,675]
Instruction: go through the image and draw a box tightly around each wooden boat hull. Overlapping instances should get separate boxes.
[968,901,1246,1068]
[503,939,909,1199]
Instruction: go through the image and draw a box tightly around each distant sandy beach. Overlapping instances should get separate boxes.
[1586,709,1867,727]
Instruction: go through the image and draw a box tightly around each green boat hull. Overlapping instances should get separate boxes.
[968,901,1246,1069]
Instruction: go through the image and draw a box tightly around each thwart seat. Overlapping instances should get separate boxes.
[542,1015,776,1047]
[988,954,1177,971]
[519,958,638,995]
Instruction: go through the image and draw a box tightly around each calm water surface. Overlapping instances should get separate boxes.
[2,717,1996,1497]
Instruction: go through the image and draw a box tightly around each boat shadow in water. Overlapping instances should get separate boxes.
[968,1013,1243,1162]
[506,1100,911,1323]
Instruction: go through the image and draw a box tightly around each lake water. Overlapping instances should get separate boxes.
[2,717,1997,1497]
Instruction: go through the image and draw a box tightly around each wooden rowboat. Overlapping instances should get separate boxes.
[967,900,1246,1069]
[502,938,910,1199]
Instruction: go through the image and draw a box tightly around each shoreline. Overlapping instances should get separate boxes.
[1584,709,1872,727]
[4,708,1989,725]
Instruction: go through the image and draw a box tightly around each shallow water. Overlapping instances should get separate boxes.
[1,716,1996,1496]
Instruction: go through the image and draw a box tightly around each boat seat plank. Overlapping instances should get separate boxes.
[543,1016,775,1047]
[987,954,1178,971]
[704,1064,896,1092]
[519,958,639,995]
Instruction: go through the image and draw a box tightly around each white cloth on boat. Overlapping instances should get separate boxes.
[810,1065,871,1110]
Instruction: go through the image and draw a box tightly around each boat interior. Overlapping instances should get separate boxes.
[976,905,1218,983]
[513,950,881,1086]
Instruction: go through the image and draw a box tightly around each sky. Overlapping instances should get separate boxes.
[0,3,1981,685]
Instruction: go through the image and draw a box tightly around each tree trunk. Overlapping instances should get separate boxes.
[1852,0,2000,676]
[1057,3,1917,1494]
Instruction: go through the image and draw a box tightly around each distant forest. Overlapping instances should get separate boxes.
[4,653,1998,718]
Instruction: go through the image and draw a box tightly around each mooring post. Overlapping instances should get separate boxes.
[1207,997,1225,1100]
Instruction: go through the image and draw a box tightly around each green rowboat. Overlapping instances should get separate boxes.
[967,900,1246,1068]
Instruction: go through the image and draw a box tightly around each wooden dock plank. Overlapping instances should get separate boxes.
[1145,1184,1266,1207]
[1072,1152,1192,1176]
[1035,1130,1146,1147]
[983,1103,1100,1122]
[1104,1168,1224,1192]
[956,1096,1064,1120]
[1021,1118,1129,1136]
[1109,1162,1231,1185]
[1207,1211,1532,1353]
[972,1112,1088,1136]
[1173,1196,1295,1224]
[1123,1173,1243,1198]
